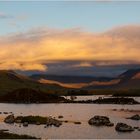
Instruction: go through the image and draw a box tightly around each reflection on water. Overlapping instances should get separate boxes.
[0,96,140,139]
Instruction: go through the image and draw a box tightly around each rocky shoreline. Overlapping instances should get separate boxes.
[0,88,139,104]
[0,97,139,105]
[65,97,140,105]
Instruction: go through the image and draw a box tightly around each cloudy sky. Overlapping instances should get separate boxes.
[0,1,140,77]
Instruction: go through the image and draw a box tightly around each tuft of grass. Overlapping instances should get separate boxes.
[15,116,48,124]
[0,131,38,139]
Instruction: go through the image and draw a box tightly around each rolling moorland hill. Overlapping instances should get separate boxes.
[0,70,64,95]
[31,69,140,90]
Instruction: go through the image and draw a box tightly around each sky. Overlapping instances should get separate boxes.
[0,1,140,77]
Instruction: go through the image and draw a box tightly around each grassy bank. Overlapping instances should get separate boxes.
[0,131,37,139]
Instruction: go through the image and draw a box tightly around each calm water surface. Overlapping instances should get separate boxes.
[0,96,140,139]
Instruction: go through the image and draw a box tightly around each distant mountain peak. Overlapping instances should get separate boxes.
[119,68,140,79]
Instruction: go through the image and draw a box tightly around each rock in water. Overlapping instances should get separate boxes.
[88,115,114,126]
[74,122,81,124]
[133,127,139,129]
[115,123,134,132]
[127,114,140,120]
[58,115,63,119]
[4,115,15,123]
[46,117,62,127]
[106,122,114,126]
[15,119,22,123]
[23,122,28,127]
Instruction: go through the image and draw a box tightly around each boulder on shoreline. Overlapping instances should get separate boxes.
[88,115,114,126]
[115,123,134,132]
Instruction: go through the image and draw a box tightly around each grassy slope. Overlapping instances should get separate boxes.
[0,70,65,95]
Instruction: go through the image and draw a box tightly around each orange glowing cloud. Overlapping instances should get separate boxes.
[0,25,140,71]
[72,62,93,68]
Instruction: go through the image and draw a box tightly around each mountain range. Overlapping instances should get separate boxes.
[31,69,140,89]
[0,69,140,96]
